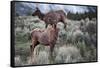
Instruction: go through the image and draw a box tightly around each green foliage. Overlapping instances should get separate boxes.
[67,12,97,20]
[15,42,31,64]
[75,41,97,62]
[55,45,82,63]
[14,16,97,66]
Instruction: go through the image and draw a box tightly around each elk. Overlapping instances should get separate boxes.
[32,7,67,30]
[30,24,59,64]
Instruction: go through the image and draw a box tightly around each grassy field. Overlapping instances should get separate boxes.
[14,16,97,66]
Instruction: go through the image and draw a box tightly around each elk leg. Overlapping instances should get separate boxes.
[30,45,32,57]
[30,44,34,64]
[30,40,37,64]
[62,21,67,30]
[64,23,66,29]
[62,17,67,30]
[45,24,48,28]
[50,45,54,63]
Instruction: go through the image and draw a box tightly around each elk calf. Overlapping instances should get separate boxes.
[30,24,59,64]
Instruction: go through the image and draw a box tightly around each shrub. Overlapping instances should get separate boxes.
[15,55,23,66]
[14,16,97,65]
[32,45,50,64]
[72,29,84,43]
[55,45,82,63]
[86,21,96,35]
[75,41,97,62]
[34,51,50,64]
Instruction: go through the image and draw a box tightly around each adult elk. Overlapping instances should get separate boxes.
[30,24,59,64]
[32,7,67,30]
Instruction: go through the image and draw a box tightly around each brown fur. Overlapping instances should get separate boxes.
[30,24,59,64]
[32,8,67,29]
[32,7,44,20]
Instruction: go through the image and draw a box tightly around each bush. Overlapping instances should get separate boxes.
[15,55,23,66]
[33,51,50,64]
[75,41,97,62]
[32,45,50,64]
[86,21,96,35]
[55,45,82,63]
[72,29,84,43]
[14,16,97,65]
